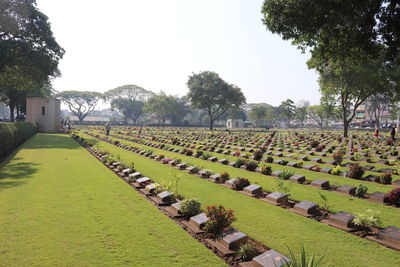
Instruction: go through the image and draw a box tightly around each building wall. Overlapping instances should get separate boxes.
[26,97,61,133]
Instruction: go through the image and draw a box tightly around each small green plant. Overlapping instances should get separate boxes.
[278,170,294,180]
[331,165,342,175]
[236,241,260,261]
[179,198,202,216]
[261,165,272,175]
[281,244,326,267]
[201,152,212,160]
[380,173,392,184]
[232,178,250,190]
[234,158,246,168]
[318,192,330,218]
[274,179,292,196]
[219,171,230,182]
[354,185,368,198]
[353,209,382,234]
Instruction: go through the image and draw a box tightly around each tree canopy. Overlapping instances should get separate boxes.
[0,0,64,120]
[186,71,246,130]
[57,91,102,122]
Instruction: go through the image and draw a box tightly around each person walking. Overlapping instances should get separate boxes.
[373,126,380,138]
[105,122,111,137]
[391,126,396,140]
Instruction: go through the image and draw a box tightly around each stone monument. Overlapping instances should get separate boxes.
[226,119,244,129]
[26,97,61,133]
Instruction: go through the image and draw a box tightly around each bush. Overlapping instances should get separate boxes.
[245,161,258,171]
[278,170,294,180]
[261,166,272,175]
[332,151,343,165]
[380,173,392,184]
[204,205,237,236]
[253,150,264,161]
[180,198,202,216]
[310,140,319,148]
[0,122,37,158]
[232,177,250,190]
[347,164,364,179]
[385,188,400,206]
[353,209,382,234]
[201,152,212,160]
[265,156,274,163]
[220,171,230,182]
[283,244,326,267]
[234,158,246,168]
[236,241,260,261]
[354,185,368,198]
[331,165,342,176]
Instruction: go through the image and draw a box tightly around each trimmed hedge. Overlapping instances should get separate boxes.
[0,122,37,158]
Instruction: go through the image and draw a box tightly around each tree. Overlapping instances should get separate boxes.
[0,0,64,121]
[110,98,144,124]
[316,54,387,136]
[57,91,103,122]
[187,71,246,130]
[144,93,187,125]
[367,94,390,128]
[277,99,295,126]
[294,106,307,126]
[104,84,154,102]
[249,105,269,126]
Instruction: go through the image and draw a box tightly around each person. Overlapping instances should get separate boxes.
[391,126,396,140]
[105,122,111,137]
[373,126,380,138]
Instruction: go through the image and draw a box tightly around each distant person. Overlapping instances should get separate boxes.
[373,126,380,138]
[105,122,111,137]
[391,126,396,140]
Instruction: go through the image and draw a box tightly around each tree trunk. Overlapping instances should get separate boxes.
[209,119,214,130]
[343,120,349,138]
[9,102,15,122]
[397,112,400,130]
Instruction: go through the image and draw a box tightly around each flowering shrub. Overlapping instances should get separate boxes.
[232,178,250,190]
[347,164,364,179]
[245,161,258,171]
[220,171,230,182]
[332,152,343,164]
[234,158,246,168]
[380,173,392,184]
[353,209,382,234]
[385,188,400,206]
[354,184,368,198]
[352,148,358,153]
[310,140,319,148]
[331,165,342,176]
[310,165,321,172]
[204,205,237,236]
[233,151,241,157]
[180,198,202,216]
[261,166,272,175]
[185,149,193,156]
[253,150,264,161]
[265,156,274,163]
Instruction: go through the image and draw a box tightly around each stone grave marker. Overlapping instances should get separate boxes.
[218,159,228,165]
[243,184,263,197]
[378,226,400,249]
[286,162,298,167]
[311,180,330,189]
[210,173,221,183]
[251,249,291,267]
[217,228,248,250]
[311,158,322,163]
[264,192,288,206]
[271,170,284,177]
[337,185,356,195]
[155,191,174,205]
[289,174,305,184]
[320,168,332,174]
[293,201,318,216]
[369,192,387,203]
[328,212,355,231]
[208,156,218,162]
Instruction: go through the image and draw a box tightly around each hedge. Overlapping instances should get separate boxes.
[0,122,37,158]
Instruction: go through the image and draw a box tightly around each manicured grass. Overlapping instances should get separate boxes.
[0,134,225,267]
[82,132,400,267]
[97,132,400,226]
[108,130,398,192]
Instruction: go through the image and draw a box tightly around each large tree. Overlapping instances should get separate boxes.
[57,91,103,122]
[186,71,246,130]
[110,98,144,125]
[104,84,154,102]
[0,0,64,120]
[367,94,390,128]
[277,99,295,126]
[144,93,187,125]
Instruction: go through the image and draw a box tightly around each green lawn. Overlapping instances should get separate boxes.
[81,132,400,267]
[95,131,400,226]
[0,134,225,267]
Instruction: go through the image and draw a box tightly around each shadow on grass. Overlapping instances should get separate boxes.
[25,134,82,150]
[0,158,40,190]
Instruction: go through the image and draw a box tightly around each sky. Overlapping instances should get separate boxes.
[36,0,321,107]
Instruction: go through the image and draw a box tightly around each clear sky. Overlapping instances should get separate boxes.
[36,0,321,106]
